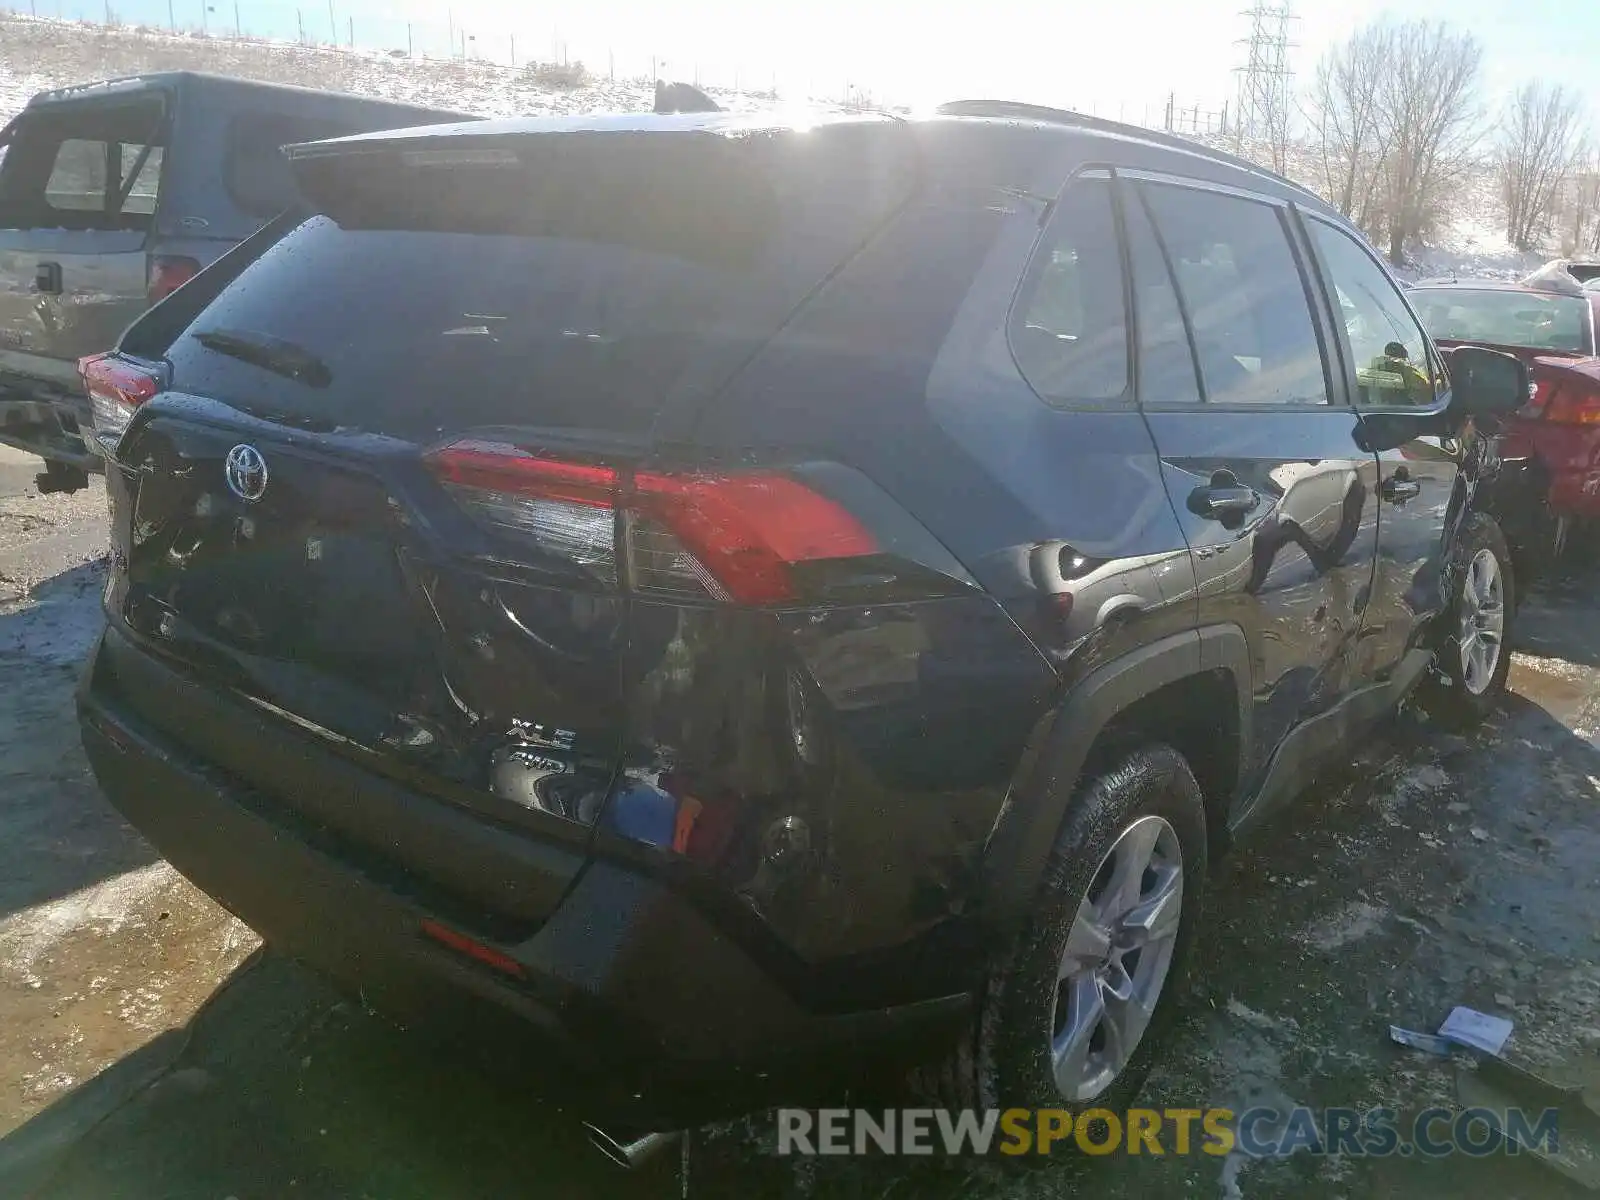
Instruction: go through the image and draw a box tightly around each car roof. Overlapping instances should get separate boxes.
[931,99,1330,208]
[290,108,900,152]
[287,97,1343,223]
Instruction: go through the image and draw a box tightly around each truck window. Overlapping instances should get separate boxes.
[121,143,164,216]
[226,113,356,218]
[0,99,166,231]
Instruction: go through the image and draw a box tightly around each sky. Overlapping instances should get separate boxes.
[45,0,1600,126]
[404,0,1600,123]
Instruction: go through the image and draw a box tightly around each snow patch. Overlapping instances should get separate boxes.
[1297,899,1391,952]
[0,863,181,988]
[1225,997,1302,1034]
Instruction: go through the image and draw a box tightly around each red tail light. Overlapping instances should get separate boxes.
[147,255,200,304]
[78,353,162,452]
[1538,379,1600,425]
[424,439,878,605]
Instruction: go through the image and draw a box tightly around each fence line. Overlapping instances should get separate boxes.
[2,0,814,97]
[3,1,1230,130]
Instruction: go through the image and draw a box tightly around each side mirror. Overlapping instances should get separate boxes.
[1447,345,1530,419]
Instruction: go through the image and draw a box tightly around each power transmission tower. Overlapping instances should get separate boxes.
[1233,0,1297,172]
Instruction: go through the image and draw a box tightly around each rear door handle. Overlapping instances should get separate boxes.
[34,261,63,294]
[1187,471,1260,522]
[1380,476,1421,502]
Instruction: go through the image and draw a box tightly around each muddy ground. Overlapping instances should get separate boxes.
[1,440,1598,1198]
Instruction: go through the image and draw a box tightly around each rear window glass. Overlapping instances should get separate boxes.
[163,125,917,440]
[0,100,166,230]
[1413,288,1592,354]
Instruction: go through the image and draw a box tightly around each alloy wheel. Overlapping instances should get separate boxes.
[1050,815,1183,1102]
[1459,547,1505,697]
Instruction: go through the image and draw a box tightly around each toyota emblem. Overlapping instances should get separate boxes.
[224,444,269,503]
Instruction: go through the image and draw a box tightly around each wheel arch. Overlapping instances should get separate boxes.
[979,626,1251,931]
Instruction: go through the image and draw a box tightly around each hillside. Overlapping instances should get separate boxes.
[0,12,747,123]
[1,12,1542,280]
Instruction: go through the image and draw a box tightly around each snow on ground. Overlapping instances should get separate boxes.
[1397,165,1547,283]
[1,12,1554,282]
[0,12,769,127]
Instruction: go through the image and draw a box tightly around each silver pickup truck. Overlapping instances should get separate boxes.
[0,71,471,492]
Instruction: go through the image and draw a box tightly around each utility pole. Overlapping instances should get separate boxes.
[326,0,334,43]
[347,14,352,46]
[234,0,240,37]
[1233,0,1297,169]
[166,0,173,29]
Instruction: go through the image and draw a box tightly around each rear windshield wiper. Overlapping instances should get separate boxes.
[191,328,332,388]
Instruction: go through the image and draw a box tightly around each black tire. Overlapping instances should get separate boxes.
[1421,513,1514,730]
[917,743,1208,1119]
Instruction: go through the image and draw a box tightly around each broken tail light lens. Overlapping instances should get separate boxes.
[78,354,162,454]
[423,439,878,604]
[425,440,621,583]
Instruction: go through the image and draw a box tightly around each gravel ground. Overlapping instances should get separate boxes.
[1,440,1598,1199]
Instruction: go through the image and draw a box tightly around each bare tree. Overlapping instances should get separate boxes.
[1375,21,1484,266]
[1552,154,1600,256]
[1304,20,1483,265]
[1497,83,1588,252]
[1304,24,1394,237]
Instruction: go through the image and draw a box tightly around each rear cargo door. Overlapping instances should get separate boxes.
[0,93,168,383]
[108,120,918,876]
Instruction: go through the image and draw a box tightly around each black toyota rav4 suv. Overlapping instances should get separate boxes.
[78,103,1529,1132]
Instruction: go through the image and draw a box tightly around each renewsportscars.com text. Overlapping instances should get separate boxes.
[776,1106,1559,1158]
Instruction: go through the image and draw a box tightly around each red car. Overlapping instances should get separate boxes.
[1411,276,1600,559]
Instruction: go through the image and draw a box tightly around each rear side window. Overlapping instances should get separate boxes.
[1011,177,1129,405]
[1141,183,1327,405]
[162,125,917,440]
[0,100,166,231]
[226,113,355,218]
[1122,187,1201,405]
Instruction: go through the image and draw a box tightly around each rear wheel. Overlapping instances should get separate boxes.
[1422,514,1513,729]
[918,743,1208,1118]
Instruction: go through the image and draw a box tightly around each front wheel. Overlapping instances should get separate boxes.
[1421,513,1514,729]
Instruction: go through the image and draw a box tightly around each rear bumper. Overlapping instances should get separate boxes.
[77,626,965,1122]
[1511,418,1600,518]
[0,371,100,471]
